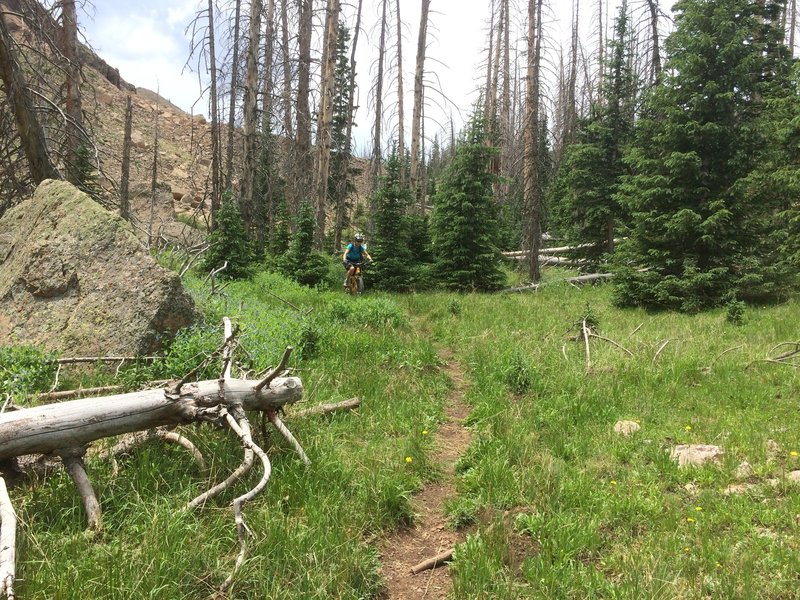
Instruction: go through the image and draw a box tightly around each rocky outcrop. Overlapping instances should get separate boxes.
[0,180,197,356]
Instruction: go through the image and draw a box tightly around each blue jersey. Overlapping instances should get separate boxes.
[345,243,366,263]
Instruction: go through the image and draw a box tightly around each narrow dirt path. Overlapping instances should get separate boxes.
[379,348,472,599]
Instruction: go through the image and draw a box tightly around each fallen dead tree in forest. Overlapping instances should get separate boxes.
[504,272,613,293]
[0,318,334,597]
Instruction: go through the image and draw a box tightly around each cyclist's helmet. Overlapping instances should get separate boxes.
[355,233,364,242]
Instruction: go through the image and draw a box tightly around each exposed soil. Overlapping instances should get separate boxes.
[378,348,472,599]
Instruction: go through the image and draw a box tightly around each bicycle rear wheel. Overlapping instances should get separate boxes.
[356,276,364,295]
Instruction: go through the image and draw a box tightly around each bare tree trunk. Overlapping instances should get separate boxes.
[370,0,389,195]
[409,0,430,197]
[498,0,510,204]
[566,1,578,137]
[0,6,59,183]
[120,95,132,220]
[61,0,83,184]
[260,0,276,253]
[484,0,495,119]
[208,0,222,228]
[596,0,603,96]
[645,0,661,83]
[395,0,406,186]
[790,0,797,55]
[523,0,544,282]
[314,0,340,249]
[295,0,313,210]
[280,0,296,220]
[335,0,363,251]
[148,102,159,249]
[225,0,243,190]
[241,0,264,237]
[487,0,503,138]
[0,477,15,600]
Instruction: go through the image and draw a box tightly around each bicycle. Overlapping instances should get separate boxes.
[344,261,369,295]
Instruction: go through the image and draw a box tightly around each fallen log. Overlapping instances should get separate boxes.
[504,273,613,293]
[0,477,15,600]
[505,254,586,268]
[0,377,302,462]
[410,548,454,574]
[288,397,361,418]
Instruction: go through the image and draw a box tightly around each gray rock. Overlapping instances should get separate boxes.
[0,180,197,356]
[613,420,641,436]
[670,444,724,469]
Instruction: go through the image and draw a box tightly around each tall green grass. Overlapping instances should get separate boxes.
[8,268,800,598]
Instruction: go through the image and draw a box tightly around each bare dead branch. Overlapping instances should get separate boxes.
[287,398,360,419]
[58,448,102,531]
[0,476,15,600]
[267,410,310,465]
[652,340,671,363]
[254,346,293,392]
[410,548,453,574]
[628,323,644,337]
[582,319,591,373]
[588,333,633,356]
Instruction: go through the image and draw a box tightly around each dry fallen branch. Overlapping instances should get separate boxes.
[288,398,361,419]
[711,344,744,365]
[652,340,671,363]
[589,333,634,356]
[504,273,613,293]
[582,320,592,373]
[0,477,16,600]
[410,548,454,574]
[628,322,644,337]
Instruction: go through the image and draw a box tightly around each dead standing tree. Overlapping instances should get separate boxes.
[0,319,307,594]
[409,0,430,200]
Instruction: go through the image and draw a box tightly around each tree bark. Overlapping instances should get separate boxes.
[409,0,430,197]
[0,477,15,600]
[314,0,340,249]
[395,0,406,186]
[241,0,264,236]
[523,0,544,282]
[370,0,389,195]
[0,377,302,462]
[120,95,132,220]
[61,0,83,184]
[791,0,797,55]
[207,0,222,227]
[295,0,313,215]
[644,0,661,83]
[334,0,364,251]
[280,0,296,220]
[225,0,243,190]
[0,11,60,183]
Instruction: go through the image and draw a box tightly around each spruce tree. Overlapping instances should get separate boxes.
[429,116,504,291]
[370,148,414,291]
[613,0,789,311]
[201,195,254,279]
[551,2,635,268]
[277,201,329,286]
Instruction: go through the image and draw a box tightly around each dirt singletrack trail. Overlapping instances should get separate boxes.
[379,347,472,599]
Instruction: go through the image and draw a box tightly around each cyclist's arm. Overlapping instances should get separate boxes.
[364,250,373,261]
[342,250,348,263]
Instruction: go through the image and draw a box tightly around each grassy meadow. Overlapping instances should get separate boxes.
[6,265,800,599]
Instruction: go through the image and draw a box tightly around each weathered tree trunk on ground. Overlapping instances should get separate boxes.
[120,95,133,220]
[241,0,264,236]
[370,0,389,195]
[409,0,430,198]
[0,12,60,183]
[395,0,406,186]
[225,0,242,191]
[0,377,303,462]
[315,0,340,249]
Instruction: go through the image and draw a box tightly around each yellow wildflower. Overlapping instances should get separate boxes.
[405,456,413,464]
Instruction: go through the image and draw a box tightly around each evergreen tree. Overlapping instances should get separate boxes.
[551,2,635,268]
[370,148,415,290]
[255,124,286,258]
[429,116,504,291]
[277,201,329,286]
[201,195,254,279]
[613,0,790,311]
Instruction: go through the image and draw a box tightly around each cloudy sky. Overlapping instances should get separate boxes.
[80,0,631,150]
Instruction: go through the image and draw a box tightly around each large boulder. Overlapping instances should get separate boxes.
[0,180,197,356]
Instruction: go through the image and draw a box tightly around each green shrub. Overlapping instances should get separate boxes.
[0,345,58,397]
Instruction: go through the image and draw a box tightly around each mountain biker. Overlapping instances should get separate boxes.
[342,233,373,289]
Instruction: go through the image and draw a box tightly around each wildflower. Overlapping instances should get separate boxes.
[684,425,692,431]
[687,517,696,523]
[683,547,690,552]
[791,451,798,457]
[610,480,618,486]
[422,430,429,436]
[405,456,413,464]
[695,506,703,512]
